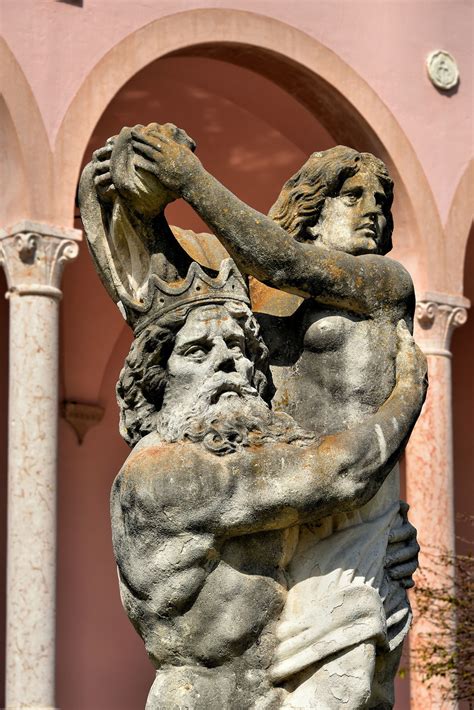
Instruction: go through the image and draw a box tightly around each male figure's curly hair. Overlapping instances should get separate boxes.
[116,300,274,447]
[268,146,394,254]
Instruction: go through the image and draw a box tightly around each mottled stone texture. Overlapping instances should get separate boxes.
[79,125,428,709]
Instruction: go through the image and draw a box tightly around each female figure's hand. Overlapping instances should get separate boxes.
[107,122,199,216]
[129,122,202,198]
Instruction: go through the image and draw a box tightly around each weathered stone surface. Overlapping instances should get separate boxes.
[79,125,427,709]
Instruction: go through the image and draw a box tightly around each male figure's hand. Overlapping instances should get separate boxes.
[385,500,420,589]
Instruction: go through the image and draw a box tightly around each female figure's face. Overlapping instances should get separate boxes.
[310,167,389,255]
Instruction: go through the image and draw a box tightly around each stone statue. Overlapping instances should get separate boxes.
[78,124,426,709]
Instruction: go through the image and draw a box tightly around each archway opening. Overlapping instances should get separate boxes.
[0,92,20,704]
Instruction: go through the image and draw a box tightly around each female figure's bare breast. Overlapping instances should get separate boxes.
[271,301,397,436]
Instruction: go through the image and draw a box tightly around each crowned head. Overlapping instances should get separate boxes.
[117,298,273,447]
[117,258,251,335]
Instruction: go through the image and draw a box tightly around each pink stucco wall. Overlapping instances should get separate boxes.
[1,2,472,709]
[2,1,472,222]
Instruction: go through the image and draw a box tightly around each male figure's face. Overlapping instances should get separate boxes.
[311,167,389,255]
[157,303,313,452]
[163,305,256,412]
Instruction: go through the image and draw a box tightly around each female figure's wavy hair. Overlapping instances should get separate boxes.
[116,300,273,447]
[268,146,394,254]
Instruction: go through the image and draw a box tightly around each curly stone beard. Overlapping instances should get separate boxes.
[157,372,315,456]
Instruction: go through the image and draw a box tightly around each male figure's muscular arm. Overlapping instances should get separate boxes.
[218,322,427,533]
[117,321,426,543]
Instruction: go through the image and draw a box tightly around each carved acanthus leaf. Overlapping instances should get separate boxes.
[415,293,469,356]
[0,222,81,295]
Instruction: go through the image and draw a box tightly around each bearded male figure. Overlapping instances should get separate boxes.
[109,290,425,710]
[78,129,425,709]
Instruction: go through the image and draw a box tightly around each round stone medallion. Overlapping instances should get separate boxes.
[426,50,460,91]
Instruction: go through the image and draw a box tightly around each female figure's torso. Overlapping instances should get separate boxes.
[271,300,399,437]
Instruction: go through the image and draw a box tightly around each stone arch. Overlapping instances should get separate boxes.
[54,8,444,291]
[0,96,30,224]
[0,38,52,224]
[445,159,474,294]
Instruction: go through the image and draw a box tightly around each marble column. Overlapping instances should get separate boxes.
[406,291,469,710]
[0,222,80,710]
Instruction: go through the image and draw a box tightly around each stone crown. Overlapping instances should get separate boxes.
[118,258,250,334]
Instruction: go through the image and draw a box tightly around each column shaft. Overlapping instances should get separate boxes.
[406,354,454,553]
[6,293,59,709]
[0,222,80,710]
[406,292,469,710]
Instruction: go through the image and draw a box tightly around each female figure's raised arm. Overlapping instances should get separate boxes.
[129,125,414,316]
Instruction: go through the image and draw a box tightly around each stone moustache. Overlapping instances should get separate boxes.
[78,124,427,709]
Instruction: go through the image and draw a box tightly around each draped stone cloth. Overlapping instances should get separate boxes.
[270,467,410,686]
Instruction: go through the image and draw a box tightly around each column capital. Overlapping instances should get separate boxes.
[0,221,81,299]
[415,291,470,356]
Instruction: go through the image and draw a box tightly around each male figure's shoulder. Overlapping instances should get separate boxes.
[113,433,311,534]
[114,434,248,533]
[120,433,232,482]
[120,432,286,479]
[122,433,195,474]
